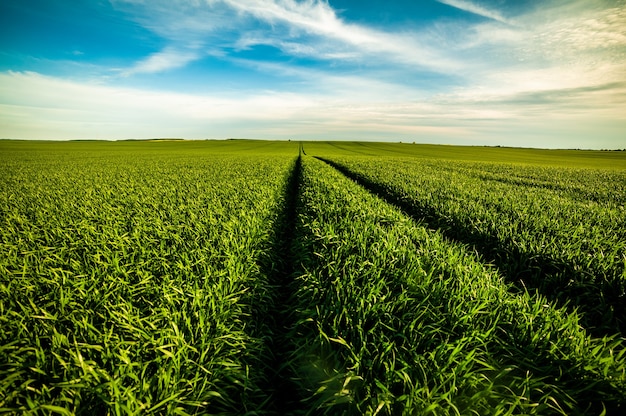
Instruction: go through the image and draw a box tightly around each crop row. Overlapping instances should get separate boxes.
[319,156,626,336]
[0,152,296,414]
[285,156,625,414]
[2,145,625,414]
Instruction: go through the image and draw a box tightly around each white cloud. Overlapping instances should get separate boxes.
[223,0,461,71]
[108,0,626,87]
[523,4,626,62]
[1,70,624,148]
[0,70,458,141]
[0,71,321,139]
[112,0,460,75]
[436,0,514,25]
[121,47,201,76]
[429,0,626,105]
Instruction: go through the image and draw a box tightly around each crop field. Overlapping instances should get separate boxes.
[1,139,625,415]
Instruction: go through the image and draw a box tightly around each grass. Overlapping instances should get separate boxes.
[302,141,626,169]
[317,156,626,336]
[0,146,297,413]
[284,156,625,414]
[1,139,624,414]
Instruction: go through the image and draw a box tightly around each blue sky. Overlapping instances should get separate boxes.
[1,0,625,148]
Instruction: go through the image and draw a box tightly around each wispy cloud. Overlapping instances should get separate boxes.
[435,0,513,25]
[226,0,463,71]
[113,0,460,75]
[120,47,201,76]
[424,0,626,104]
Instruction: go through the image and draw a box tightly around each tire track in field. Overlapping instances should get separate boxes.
[315,156,624,337]
[259,154,305,414]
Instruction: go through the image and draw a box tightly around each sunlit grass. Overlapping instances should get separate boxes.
[1,140,624,414]
[285,156,625,414]
[320,156,626,335]
[0,148,296,413]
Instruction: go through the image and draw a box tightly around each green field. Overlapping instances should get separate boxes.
[1,139,625,415]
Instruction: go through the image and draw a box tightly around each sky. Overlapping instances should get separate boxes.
[1,0,625,148]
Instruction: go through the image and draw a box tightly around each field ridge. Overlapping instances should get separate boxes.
[314,156,625,337]
[288,156,626,414]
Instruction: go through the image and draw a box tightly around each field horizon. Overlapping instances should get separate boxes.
[2,138,626,169]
